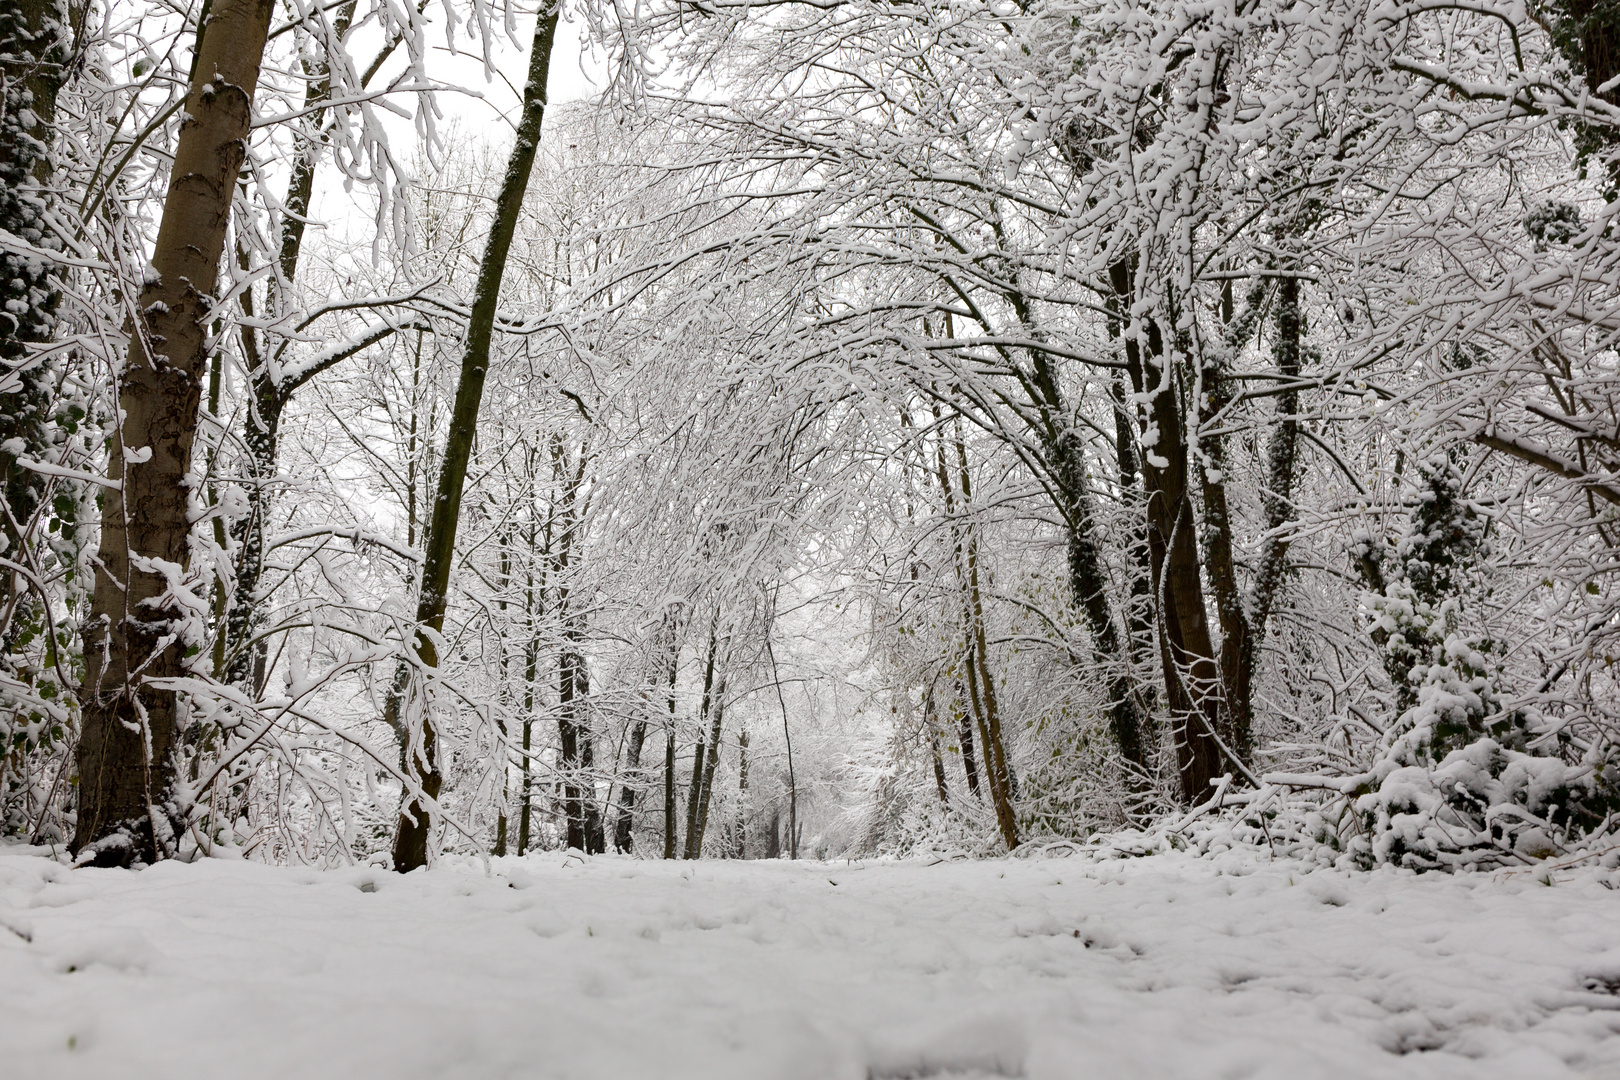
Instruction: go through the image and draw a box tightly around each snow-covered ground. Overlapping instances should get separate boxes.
[2,845,1618,1079]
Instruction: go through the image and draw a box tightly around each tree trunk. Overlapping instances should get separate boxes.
[613,716,646,853]
[951,683,982,797]
[1243,274,1303,727]
[765,633,796,860]
[1050,412,1151,771]
[558,639,603,853]
[1112,376,1157,685]
[683,621,720,859]
[73,0,276,865]
[1002,292,1153,774]
[733,726,748,858]
[688,674,726,857]
[952,436,1019,850]
[391,3,560,871]
[1200,275,1301,769]
[663,631,678,859]
[516,527,540,855]
[0,0,69,552]
[924,687,949,805]
[1111,260,1227,805]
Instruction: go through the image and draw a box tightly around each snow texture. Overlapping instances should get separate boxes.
[2,846,1619,1078]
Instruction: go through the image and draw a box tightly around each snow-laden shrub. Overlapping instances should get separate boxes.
[1345,457,1620,870]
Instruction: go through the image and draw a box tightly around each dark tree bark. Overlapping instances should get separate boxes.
[996,280,1156,775]
[612,714,647,853]
[765,633,797,859]
[733,726,748,858]
[663,631,678,859]
[516,521,541,855]
[683,621,722,859]
[950,436,1020,850]
[924,687,949,805]
[687,673,726,857]
[391,2,560,871]
[0,0,69,552]
[951,684,982,797]
[1110,260,1227,805]
[73,0,276,865]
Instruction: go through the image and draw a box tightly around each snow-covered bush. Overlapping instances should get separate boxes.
[1346,458,1620,870]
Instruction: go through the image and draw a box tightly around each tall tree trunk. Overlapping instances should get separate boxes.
[733,726,748,858]
[1110,260,1227,805]
[1047,398,1151,771]
[683,621,720,859]
[952,436,1019,850]
[1198,355,1251,763]
[492,536,513,856]
[577,658,604,852]
[0,0,69,555]
[391,4,560,871]
[924,687,949,805]
[1200,275,1300,769]
[663,629,678,859]
[73,0,276,865]
[925,411,984,800]
[765,633,796,860]
[612,715,646,853]
[1001,287,1153,774]
[1243,274,1303,720]
[688,674,726,857]
[950,683,981,797]
[1111,376,1157,684]
[516,519,541,855]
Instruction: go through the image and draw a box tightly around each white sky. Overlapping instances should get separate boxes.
[416,2,608,137]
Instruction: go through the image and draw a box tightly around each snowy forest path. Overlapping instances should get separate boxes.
[1,849,1618,1078]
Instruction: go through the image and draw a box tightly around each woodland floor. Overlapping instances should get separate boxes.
[1,844,1618,1079]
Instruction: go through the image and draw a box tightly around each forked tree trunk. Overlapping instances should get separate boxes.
[73,0,276,865]
[391,3,560,871]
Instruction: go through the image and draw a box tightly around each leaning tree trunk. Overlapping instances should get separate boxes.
[73,0,276,865]
[391,3,560,871]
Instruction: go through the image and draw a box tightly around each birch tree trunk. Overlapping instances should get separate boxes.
[73,0,275,865]
[391,3,559,871]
